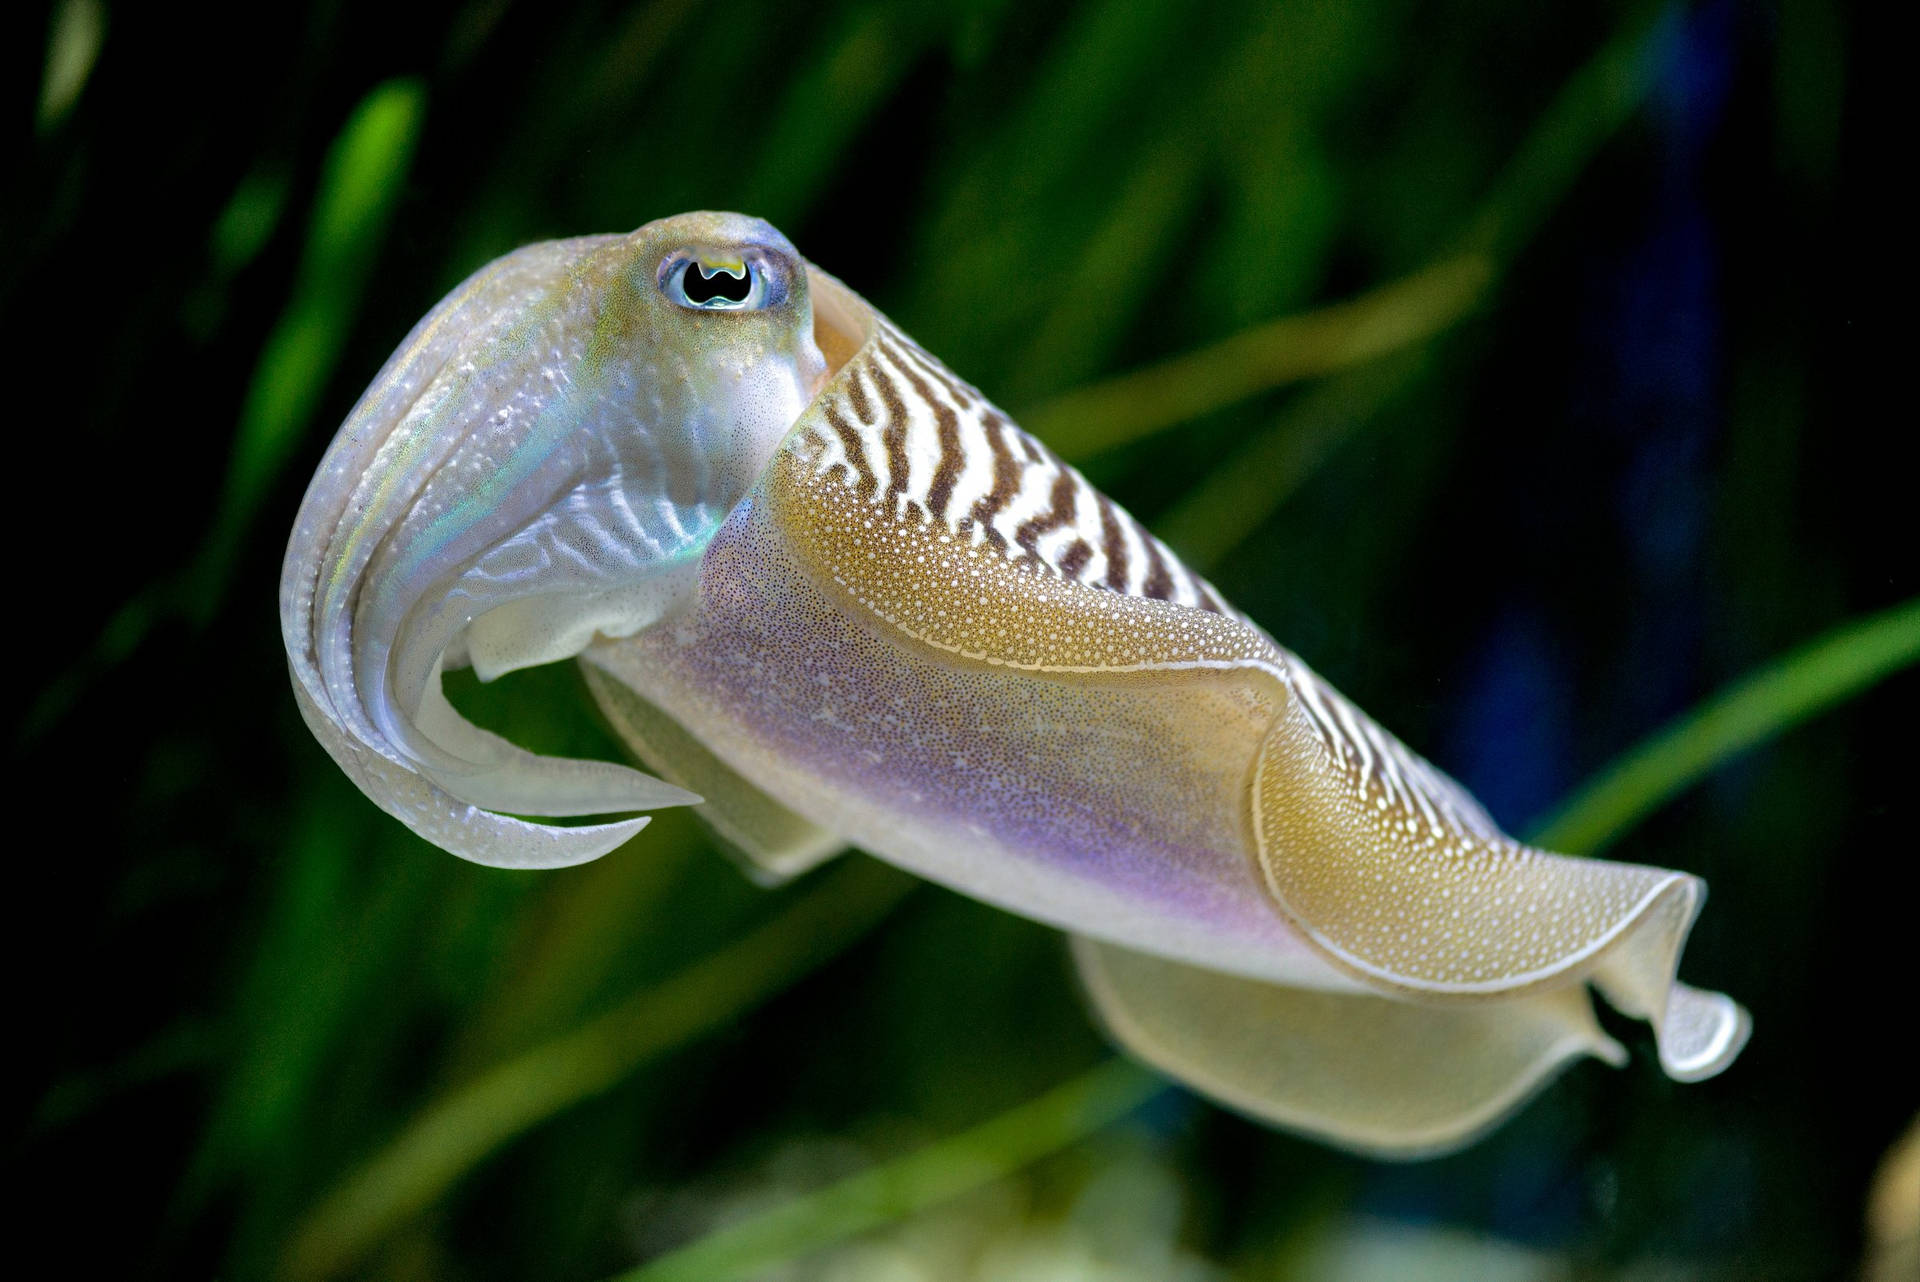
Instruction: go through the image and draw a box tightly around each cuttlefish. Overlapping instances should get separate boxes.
[281,212,1748,1156]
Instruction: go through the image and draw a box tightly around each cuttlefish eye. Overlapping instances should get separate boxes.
[661,253,770,310]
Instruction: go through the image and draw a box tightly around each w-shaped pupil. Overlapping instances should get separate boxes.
[684,262,751,304]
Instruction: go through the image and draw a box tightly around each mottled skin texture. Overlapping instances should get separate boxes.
[283,212,1749,1156]
[584,457,1338,991]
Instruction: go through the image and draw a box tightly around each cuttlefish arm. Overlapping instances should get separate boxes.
[281,215,832,867]
[581,663,847,884]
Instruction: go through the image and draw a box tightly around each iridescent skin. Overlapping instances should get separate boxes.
[284,216,824,864]
[283,212,1748,1156]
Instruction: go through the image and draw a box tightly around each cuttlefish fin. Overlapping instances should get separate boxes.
[1071,935,1625,1158]
[580,660,846,884]
[1251,662,1749,1081]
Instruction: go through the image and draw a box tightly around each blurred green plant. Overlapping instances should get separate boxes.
[36,0,105,134]
[611,1058,1164,1282]
[20,78,424,744]
[1532,594,1920,855]
[281,859,915,1281]
[1026,1,1663,464]
[1153,352,1430,570]
[1026,257,1491,462]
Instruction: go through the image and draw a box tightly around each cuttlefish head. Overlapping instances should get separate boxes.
[280,212,835,867]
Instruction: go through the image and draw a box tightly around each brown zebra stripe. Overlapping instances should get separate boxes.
[797,318,1234,620]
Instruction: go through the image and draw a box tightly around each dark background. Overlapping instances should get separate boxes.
[8,1,1911,1278]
